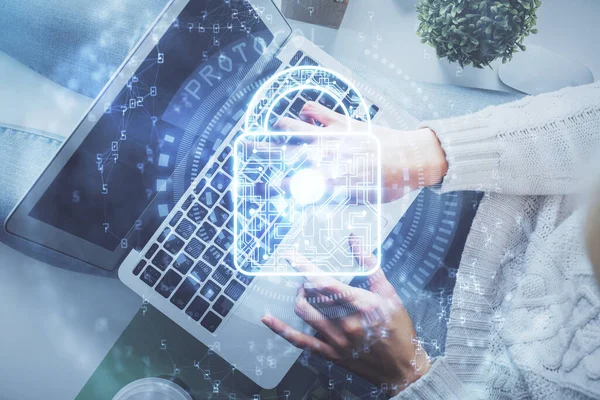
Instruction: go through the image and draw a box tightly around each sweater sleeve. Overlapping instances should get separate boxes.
[391,357,473,400]
[422,82,600,195]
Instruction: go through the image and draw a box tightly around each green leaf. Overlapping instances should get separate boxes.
[415,0,539,68]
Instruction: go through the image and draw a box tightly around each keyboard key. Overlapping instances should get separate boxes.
[369,104,380,119]
[157,227,171,243]
[290,50,303,66]
[171,277,201,310]
[201,311,222,333]
[190,261,212,283]
[267,114,279,129]
[184,238,206,259]
[203,245,225,266]
[335,105,345,115]
[211,172,232,192]
[172,253,194,274]
[132,260,146,276]
[163,235,185,254]
[193,178,207,195]
[208,207,230,227]
[289,98,306,117]
[169,211,183,227]
[196,222,217,242]
[222,157,234,176]
[226,218,234,230]
[200,280,221,301]
[175,219,196,240]
[155,269,182,298]
[205,162,219,179]
[318,93,338,110]
[187,203,209,224]
[213,296,234,317]
[225,280,246,301]
[212,265,234,286]
[301,89,320,102]
[272,98,289,115]
[334,79,349,93]
[140,266,161,287]
[186,296,210,321]
[285,89,299,101]
[223,253,236,270]
[344,92,361,112]
[181,195,194,211]
[145,244,159,259]
[220,192,234,212]
[218,146,232,162]
[152,250,173,271]
[236,272,255,286]
[198,187,219,208]
[300,56,318,66]
[214,230,234,251]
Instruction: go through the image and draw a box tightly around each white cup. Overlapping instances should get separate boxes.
[112,377,193,400]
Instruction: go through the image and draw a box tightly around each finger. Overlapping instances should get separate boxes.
[300,101,346,127]
[275,117,321,133]
[298,285,335,307]
[294,288,352,348]
[348,234,378,273]
[261,314,341,360]
[284,250,357,301]
[349,235,398,300]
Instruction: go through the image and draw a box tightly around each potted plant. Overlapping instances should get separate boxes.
[416,0,541,68]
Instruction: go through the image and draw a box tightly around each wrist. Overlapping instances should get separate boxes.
[421,127,448,187]
[402,128,448,190]
[387,349,431,397]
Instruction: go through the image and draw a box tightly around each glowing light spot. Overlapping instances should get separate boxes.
[290,169,327,205]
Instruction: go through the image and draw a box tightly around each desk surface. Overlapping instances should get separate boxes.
[0,1,596,399]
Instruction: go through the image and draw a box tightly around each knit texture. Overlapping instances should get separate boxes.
[395,82,600,399]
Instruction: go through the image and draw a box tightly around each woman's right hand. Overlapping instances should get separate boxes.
[275,102,448,203]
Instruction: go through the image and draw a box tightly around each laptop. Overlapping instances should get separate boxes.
[6,0,419,388]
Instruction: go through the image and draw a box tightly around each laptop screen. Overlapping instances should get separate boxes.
[29,0,276,251]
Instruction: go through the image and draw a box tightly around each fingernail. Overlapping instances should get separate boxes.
[261,315,273,326]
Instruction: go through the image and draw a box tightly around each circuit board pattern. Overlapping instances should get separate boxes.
[234,132,381,276]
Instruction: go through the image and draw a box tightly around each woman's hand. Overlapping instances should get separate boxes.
[275,101,448,203]
[261,236,431,396]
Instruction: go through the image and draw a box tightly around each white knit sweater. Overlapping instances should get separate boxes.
[395,82,600,399]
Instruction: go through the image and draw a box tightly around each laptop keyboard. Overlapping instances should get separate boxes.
[133,50,380,334]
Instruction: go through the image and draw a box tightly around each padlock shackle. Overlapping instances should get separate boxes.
[244,66,373,135]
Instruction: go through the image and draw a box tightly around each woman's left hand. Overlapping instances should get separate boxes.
[261,237,431,397]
